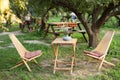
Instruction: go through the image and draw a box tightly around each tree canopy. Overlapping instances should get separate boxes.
[28,0,120,47]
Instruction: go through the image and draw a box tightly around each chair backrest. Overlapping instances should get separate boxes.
[9,34,28,58]
[94,31,115,55]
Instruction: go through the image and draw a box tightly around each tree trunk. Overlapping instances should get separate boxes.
[40,17,46,31]
[16,12,24,31]
[19,23,24,32]
[89,28,100,47]
[40,7,53,32]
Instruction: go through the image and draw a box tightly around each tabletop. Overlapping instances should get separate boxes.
[52,38,77,45]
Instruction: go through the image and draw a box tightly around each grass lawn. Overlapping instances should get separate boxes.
[0,16,120,80]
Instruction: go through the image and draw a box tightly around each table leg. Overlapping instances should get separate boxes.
[43,25,50,38]
[77,23,88,42]
[71,56,75,74]
[70,44,76,74]
[72,44,76,66]
[82,32,88,42]
[51,26,59,38]
[53,44,59,74]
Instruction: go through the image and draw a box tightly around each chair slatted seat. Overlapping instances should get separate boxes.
[83,31,115,71]
[9,34,42,72]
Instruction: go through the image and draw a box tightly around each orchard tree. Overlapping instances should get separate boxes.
[32,0,120,47]
[55,0,120,47]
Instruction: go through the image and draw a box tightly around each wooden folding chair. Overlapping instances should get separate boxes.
[9,34,42,72]
[83,31,115,71]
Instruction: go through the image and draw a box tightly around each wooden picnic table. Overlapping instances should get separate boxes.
[44,22,87,42]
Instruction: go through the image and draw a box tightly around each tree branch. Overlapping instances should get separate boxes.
[54,0,78,12]
[109,11,120,17]
[92,6,103,30]
[96,2,120,28]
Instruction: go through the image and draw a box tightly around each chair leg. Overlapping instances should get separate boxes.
[33,59,38,64]
[23,60,32,72]
[98,57,106,71]
[98,60,104,71]
[103,60,115,66]
[98,58,115,71]
[10,61,24,70]
[86,57,92,64]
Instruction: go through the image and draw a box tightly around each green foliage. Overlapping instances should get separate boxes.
[10,0,28,11]
[102,17,119,29]
[10,0,28,17]
[93,64,120,80]
[28,0,54,17]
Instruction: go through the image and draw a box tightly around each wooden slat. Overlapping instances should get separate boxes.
[55,68,71,70]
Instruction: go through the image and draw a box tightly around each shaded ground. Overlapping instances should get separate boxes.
[39,56,118,80]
